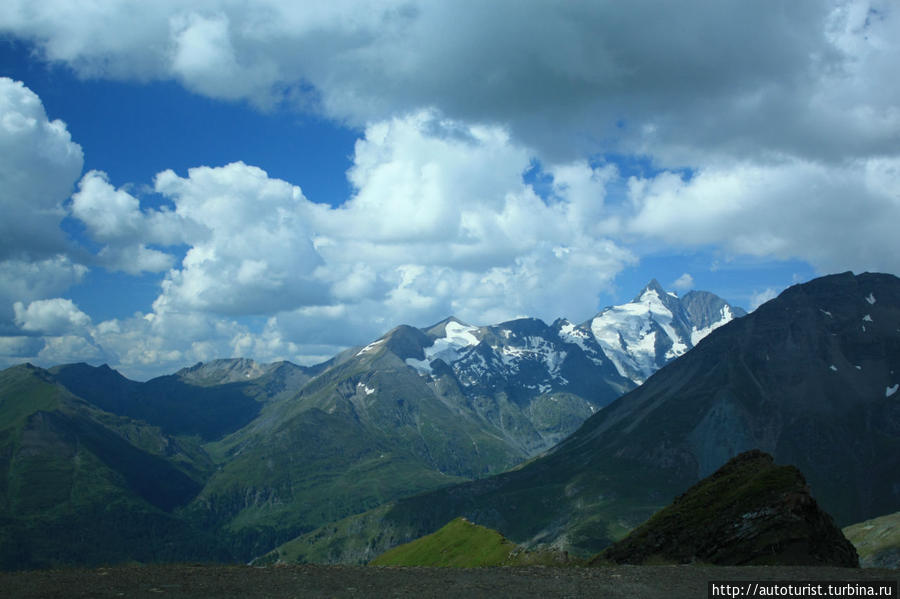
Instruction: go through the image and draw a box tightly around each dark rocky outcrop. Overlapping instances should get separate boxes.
[594,450,859,567]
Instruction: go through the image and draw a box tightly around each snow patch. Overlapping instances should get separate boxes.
[356,338,384,356]
[829,365,838,372]
[866,293,876,305]
[407,321,479,374]
[855,365,862,370]
[690,305,733,347]
[590,288,679,382]
[666,340,688,360]
[863,314,873,322]
[497,336,567,380]
[405,357,432,373]
[820,309,833,318]
[558,321,603,364]
[887,384,898,398]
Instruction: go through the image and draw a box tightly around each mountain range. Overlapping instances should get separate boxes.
[260,271,900,564]
[6,274,897,569]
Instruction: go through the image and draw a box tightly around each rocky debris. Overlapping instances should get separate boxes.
[594,450,859,567]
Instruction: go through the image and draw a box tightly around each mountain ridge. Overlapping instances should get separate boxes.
[0,279,754,568]
[264,271,899,564]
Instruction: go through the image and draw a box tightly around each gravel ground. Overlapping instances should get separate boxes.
[1,564,897,599]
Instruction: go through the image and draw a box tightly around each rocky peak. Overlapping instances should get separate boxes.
[595,450,859,567]
[633,278,669,303]
[176,358,271,385]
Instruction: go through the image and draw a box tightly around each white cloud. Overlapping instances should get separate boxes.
[0,256,88,335]
[672,273,694,292]
[69,170,190,274]
[13,298,91,336]
[750,288,780,311]
[48,112,636,377]
[3,5,900,378]
[0,336,45,359]
[0,77,83,260]
[0,79,88,337]
[151,162,328,316]
[3,2,898,164]
[625,158,900,276]
[124,113,635,331]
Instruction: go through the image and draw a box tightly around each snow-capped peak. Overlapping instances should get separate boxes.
[406,320,479,373]
[587,280,742,385]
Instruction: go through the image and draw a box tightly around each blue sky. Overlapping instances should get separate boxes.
[0,1,897,379]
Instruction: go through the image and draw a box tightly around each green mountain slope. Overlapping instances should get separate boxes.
[369,517,568,567]
[0,364,229,569]
[843,511,900,568]
[184,333,520,559]
[50,360,314,441]
[370,517,521,567]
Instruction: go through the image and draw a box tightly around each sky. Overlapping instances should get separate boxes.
[0,1,898,380]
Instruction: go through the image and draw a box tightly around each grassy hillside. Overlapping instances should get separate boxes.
[0,364,230,569]
[369,517,572,567]
[843,511,900,568]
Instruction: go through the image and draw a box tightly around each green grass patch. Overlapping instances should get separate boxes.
[843,511,900,564]
[370,517,560,567]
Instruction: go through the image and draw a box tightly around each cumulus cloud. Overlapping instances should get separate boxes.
[0,77,83,260]
[0,336,45,359]
[114,113,635,332]
[18,111,636,378]
[3,2,898,164]
[0,256,87,306]
[13,298,91,336]
[672,273,694,292]
[625,157,900,276]
[750,288,780,311]
[0,79,87,335]
[150,162,328,316]
[70,170,192,274]
[3,4,900,378]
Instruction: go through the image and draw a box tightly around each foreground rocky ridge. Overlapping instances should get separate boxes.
[596,450,859,567]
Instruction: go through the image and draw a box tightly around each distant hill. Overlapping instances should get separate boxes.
[0,364,229,569]
[49,359,315,441]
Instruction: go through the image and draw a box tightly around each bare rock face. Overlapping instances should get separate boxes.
[594,450,859,567]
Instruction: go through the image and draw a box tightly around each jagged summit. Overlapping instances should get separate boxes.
[176,357,275,385]
[423,315,471,338]
[586,279,745,384]
[632,278,669,302]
